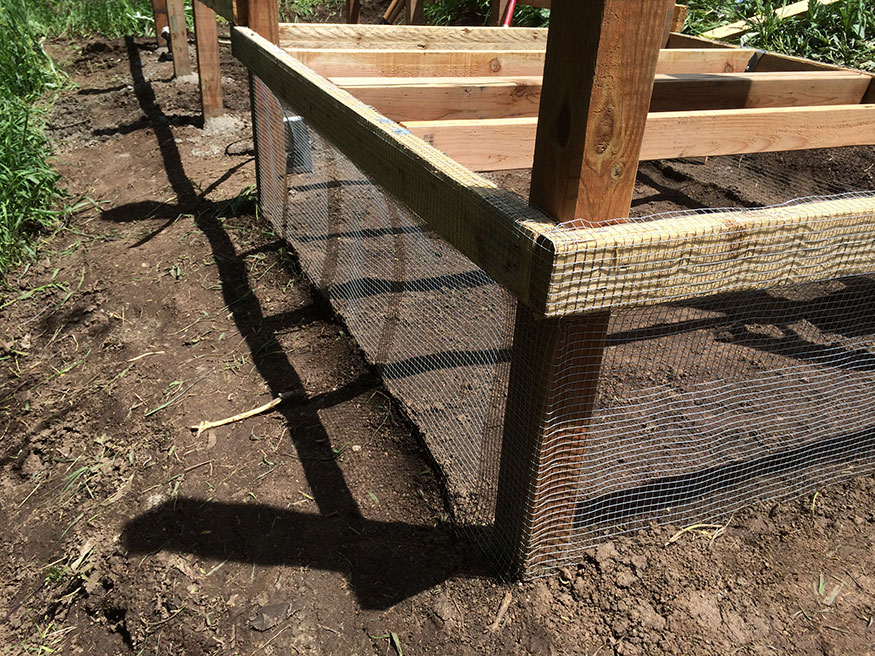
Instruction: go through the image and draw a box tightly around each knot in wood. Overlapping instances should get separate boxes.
[489,57,502,73]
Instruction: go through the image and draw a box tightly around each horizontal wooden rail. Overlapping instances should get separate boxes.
[335,71,870,122]
[282,47,758,78]
[198,0,247,23]
[279,23,550,50]
[542,195,875,316]
[404,104,875,170]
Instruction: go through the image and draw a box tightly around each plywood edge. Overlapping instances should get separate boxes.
[231,25,558,313]
[540,195,875,316]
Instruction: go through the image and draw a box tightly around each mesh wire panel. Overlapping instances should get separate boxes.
[251,74,875,576]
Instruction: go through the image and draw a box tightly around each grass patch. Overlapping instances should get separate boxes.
[278,0,344,22]
[684,0,875,70]
[425,0,548,26]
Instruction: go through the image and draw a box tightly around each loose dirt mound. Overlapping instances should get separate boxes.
[1,34,874,656]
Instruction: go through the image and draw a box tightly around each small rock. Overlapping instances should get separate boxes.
[614,566,637,589]
[251,602,291,632]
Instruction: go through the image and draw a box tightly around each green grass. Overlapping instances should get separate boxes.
[0,0,156,276]
[684,0,875,70]
[425,0,548,27]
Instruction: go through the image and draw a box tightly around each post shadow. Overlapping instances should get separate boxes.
[107,37,489,609]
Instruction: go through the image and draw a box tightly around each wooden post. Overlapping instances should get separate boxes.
[246,0,284,225]
[194,0,223,120]
[406,0,424,25]
[493,0,673,577]
[490,0,511,25]
[166,0,192,77]
[151,0,169,47]
[346,0,361,23]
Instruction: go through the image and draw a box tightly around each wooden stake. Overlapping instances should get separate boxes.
[493,0,672,577]
[194,0,223,120]
[151,0,169,48]
[346,0,361,23]
[167,0,192,77]
[406,0,424,25]
[490,0,511,25]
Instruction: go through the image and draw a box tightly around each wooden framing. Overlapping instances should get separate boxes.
[229,10,875,577]
[151,0,169,47]
[167,0,192,77]
[194,0,223,119]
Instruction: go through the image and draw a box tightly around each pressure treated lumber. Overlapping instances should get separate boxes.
[346,0,361,23]
[702,0,842,41]
[278,23,549,50]
[336,71,869,122]
[151,0,169,47]
[281,47,757,78]
[194,0,224,120]
[404,104,875,170]
[493,0,672,577]
[167,0,192,77]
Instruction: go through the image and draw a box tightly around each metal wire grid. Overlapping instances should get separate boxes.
[252,76,875,576]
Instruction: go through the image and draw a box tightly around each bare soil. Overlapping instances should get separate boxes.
[1,30,875,656]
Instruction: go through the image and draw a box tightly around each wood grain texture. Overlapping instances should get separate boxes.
[197,0,242,22]
[404,104,875,170]
[542,195,875,316]
[281,47,756,78]
[167,0,192,77]
[194,0,224,120]
[278,23,549,50]
[338,71,869,122]
[151,0,168,47]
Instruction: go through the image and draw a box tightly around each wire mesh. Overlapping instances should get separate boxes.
[250,73,875,577]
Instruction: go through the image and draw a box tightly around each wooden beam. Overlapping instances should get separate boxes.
[345,0,361,23]
[278,23,549,50]
[194,0,224,120]
[404,104,875,170]
[542,195,875,317]
[336,71,870,122]
[702,0,842,41]
[406,0,424,25]
[151,0,169,48]
[167,0,192,77]
[490,0,511,25]
[493,0,672,577]
[281,47,757,78]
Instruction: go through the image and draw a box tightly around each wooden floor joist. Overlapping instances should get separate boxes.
[282,47,758,78]
[404,104,875,171]
[336,71,870,122]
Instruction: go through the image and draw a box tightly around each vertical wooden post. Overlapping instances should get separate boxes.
[166,0,192,77]
[490,0,511,25]
[246,0,284,225]
[346,0,361,23]
[493,0,673,577]
[193,0,223,120]
[151,0,169,47]
[406,0,424,25]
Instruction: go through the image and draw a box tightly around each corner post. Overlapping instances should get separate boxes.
[246,0,285,225]
[166,0,192,77]
[151,0,169,48]
[493,0,673,577]
[193,0,223,120]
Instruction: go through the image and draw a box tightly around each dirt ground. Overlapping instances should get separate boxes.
[1,29,875,656]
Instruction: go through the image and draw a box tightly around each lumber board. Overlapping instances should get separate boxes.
[543,195,875,317]
[231,25,559,312]
[407,0,424,25]
[281,47,757,78]
[278,23,549,50]
[151,0,169,46]
[403,105,875,170]
[194,0,224,120]
[198,0,247,23]
[702,0,842,41]
[167,0,192,77]
[336,71,870,122]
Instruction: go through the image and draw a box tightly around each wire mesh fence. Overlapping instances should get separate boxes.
[251,73,875,576]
